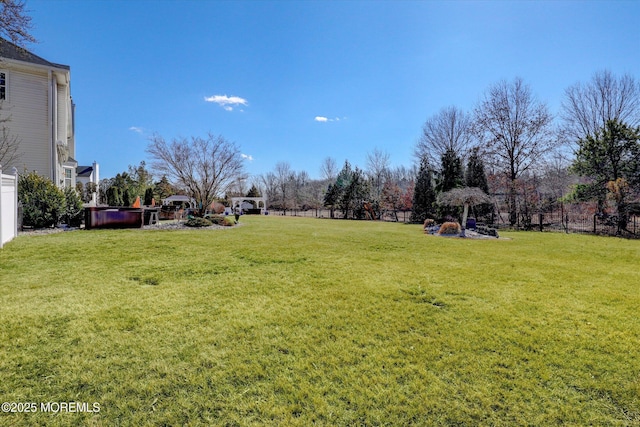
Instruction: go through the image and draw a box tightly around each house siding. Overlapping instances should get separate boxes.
[4,68,51,179]
[0,37,75,188]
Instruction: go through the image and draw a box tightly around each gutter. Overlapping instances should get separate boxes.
[49,69,55,183]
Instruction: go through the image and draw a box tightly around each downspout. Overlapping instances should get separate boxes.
[49,70,56,183]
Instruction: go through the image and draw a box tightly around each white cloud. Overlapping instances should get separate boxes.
[315,116,344,123]
[205,94,248,111]
[241,153,254,161]
[129,126,144,134]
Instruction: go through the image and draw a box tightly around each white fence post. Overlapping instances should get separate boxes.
[0,165,3,248]
[0,165,19,249]
[13,167,18,238]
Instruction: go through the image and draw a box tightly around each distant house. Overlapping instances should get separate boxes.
[0,37,79,188]
[76,161,100,205]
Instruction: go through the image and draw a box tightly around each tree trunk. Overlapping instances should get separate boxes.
[461,203,469,237]
[508,183,517,226]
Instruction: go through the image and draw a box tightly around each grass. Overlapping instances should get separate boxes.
[0,215,639,426]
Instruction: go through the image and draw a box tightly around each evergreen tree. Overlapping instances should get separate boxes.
[435,149,464,220]
[106,187,123,207]
[437,149,464,193]
[144,187,154,206]
[122,188,133,207]
[246,184,261,197]
[411,157,436,223]
[18,171,66,228]
[465,147,493,221]
[154,175,176,202]
[128,161,154,199]
[323,161,352,218]
[571,119,640,230]
[63,186,84,226]
[340,166,370,219]
[465,147,489,192]
[323,183,340,218]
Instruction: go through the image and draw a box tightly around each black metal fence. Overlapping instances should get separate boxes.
[267,208,413,223]
[268,207,640,238]
[494,211,640,238]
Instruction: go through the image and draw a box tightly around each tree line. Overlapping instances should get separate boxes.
[95,70,640,234]
[250,71,640,231]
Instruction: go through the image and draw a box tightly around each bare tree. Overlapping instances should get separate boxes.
[259,172,279,209]
[415,106,474,167]
[389,165,416,187]
[0,0,36,47]
[366,148,391,203]
[228,176,248,197]
[561,70,640,144]
[474,77,554,225]
[306,179,326,216]
[289,170,309,212]
[147,132,245,212]
[274,161,293,213]
[319,156,338,181]
[0,111,21,167]
[539,153,575,201]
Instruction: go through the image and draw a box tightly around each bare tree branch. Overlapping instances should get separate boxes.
[415,106,474,167]
[561,70,640,144]
[474,77,554,225]
[319,157,337,181]
[366,148,391,202]
[146,132,245,212]
[0,0,36,47]
[274,161,293,212]
[0,107,21,167]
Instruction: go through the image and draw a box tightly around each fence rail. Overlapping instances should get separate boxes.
[268,206,640,238]
[495,211,640,238]
[267,208,413,222]
[0,166,19,248]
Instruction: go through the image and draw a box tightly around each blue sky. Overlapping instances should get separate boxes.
[26,0,640,180]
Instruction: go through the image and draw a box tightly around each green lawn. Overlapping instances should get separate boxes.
[0,216,639,426]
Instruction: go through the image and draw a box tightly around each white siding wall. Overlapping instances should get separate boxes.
[56,83,67,144]
[4,68,51,179]
[0,51,74,188]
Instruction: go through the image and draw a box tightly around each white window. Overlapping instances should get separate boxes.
[64,168,73,188]
[0,72,6,100]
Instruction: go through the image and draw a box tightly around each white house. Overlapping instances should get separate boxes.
[0,37,77,188]
[76,161,100,205]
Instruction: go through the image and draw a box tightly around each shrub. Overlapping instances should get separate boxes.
[106,186,123,206]
[438,221,461,235]
[185,217,212,227]
[144,188,154,206]
[18,171,66,228]
[83,182,97,203]
[122,188,133,207]
[424,218,438,234]
[63,186,84,227]
[205,215,236,226]
[205,214,224,225]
